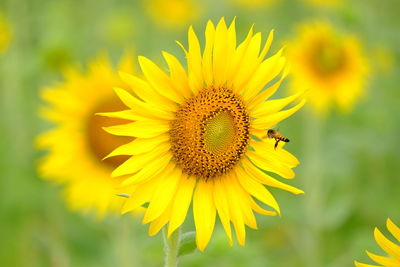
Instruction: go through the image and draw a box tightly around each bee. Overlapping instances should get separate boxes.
[264,129,290,150]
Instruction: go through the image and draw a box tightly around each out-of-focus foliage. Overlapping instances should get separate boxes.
[0,0,399,266]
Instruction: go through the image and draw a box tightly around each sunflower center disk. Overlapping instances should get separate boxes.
[170,86,251,180]
[87,96,131,169]
[312,40,346,77]
[203,111,235,154]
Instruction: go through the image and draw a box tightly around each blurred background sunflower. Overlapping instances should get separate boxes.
[0,0,399,266]
[37,53,134,217]
[144,0,201,29]
[287,21,369,113]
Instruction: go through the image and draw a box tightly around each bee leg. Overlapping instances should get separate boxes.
[274,140,280,150]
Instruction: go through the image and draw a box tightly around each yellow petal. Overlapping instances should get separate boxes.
[252,99,306,130]
[121,152,173,186]
[247,151,295,179]
[162,51,191,99]
[229,172,258,229]
[249,197,277,216]
[202,20,215,86]
[143,167,181,224]
[113,87,174,120]
[119,72,176,112]
[213,18,228,87]
[148,204,172,236]
[235,167,280,214]
[213,178,233,245]
[233,220,246,246]
[121,177,161,214]
[96,110,143,121]
[242,158,303,194]
[242,50,285,102]
[138,56,183,103]
[233,32,262,93]
[105,135,169,158]
[387,218,400,243]
[223,175,246,246]
[258,29,274,62]
[227,25,254,87]
[251,140,300,168]
[168,174,196,237]
[251,90,306,119]
[221,17,237,79]
[227,18,237,51]
[240,207,257,229]
[366,251,400,267]
[353,261,380,267]
[187,26,203,93]
[111,142,170,177]
[374,227,400,260]
[103,120,169,138]
[248,66,290,110]
[193,179,216,251]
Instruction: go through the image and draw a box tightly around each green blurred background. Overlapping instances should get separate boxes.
[1,0,399,266]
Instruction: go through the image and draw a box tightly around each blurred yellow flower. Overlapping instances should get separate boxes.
[37,53,135,217]
[355,218,400,267]
[231,0,278,9]
[0,12,11,53]
[144,0,200,28]
[288,22,368,113]
[103,18,305,251]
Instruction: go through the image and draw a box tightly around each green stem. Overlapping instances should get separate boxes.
[163,227,181,267]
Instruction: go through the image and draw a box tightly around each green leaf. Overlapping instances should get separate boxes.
[178,231,197,257]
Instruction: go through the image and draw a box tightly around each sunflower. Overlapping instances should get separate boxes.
[144,0,201,29]
[37,53,135,217]
[103,18,305,251]
[0,12,11,53]
[287,22,368,113]
[355,218,400,267]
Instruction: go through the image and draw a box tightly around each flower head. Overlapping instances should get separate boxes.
[288,22,368,113]
[37,53,135,217]
[104,18,305,250]
[355,218,400,267]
